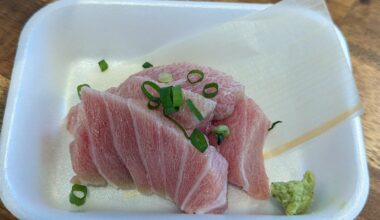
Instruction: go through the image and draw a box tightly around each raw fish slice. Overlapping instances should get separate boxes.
[81,88,133,189]
[208,96,270,199]
[68,105,106,186]
[127,98,228,213]
[133,63,244,120]
[103,94,152,193]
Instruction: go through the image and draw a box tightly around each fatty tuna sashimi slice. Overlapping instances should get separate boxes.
[115,76,216,133]
[208,97,271,200]
[103,94,152,193]
[132,63,244,120]
[67,77,215,188]
[81,88,133,189]
[68,105,107,186]
[179,147,228,214]
[127,99,228,213]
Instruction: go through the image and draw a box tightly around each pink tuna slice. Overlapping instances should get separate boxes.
[132,63,244,120]
[114,75,216,133]
[67,105,107,186]
[80,88,134,189]
[102,92,152,193]
[67,77,216,187]
[67,105,108,186]
[79,89,228,213]
[208,96,271,200]
[128,97,228,213]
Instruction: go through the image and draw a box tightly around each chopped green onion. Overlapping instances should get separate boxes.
[164,107,179,116]
[216,134,225,145]
[212,125,230,145]
[187,70,204,84]
[77,84,90,99]
[147,100,160,110]
[98,59,108,72]
[212,125,230,137]
[159,86,182,115]
[268,121,283,131]
[69,184,88,206]
[186,99,204,121]
[164,114,190,139]
[190,129,208,153]
[172,86,183,107]
[160,86,173,109]
[202,82,219,98]
[164,115,208,153]
[158,72,173,83]
[142,62,153,69]
[141,81,161,102]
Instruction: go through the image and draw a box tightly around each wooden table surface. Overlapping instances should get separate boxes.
[0,0,379,219]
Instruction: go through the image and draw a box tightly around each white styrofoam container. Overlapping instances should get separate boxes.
[0,0,369,219]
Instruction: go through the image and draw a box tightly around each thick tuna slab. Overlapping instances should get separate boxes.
[131,63,244,120]
[208,96,271,200]
[68,88,228,213]
[102,93,152,193]
[80,89,134,189]
[67,61,272,212]
[67,105,106,186]
[67,78,217,188]
[122,94,228,213]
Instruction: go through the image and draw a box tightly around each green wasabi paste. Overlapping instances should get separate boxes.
[271,171,315,215]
